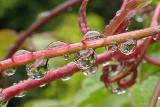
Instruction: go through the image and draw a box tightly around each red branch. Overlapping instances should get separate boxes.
[6,0,83,58]
[0,51,114,101]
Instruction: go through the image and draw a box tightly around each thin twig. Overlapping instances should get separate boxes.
[0,26,159,72]
[6,0,83,58]
[148,80,160,107]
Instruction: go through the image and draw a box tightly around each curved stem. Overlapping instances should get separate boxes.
[6,0,83,58]
[0,26,159,72]
[144,55,160,66]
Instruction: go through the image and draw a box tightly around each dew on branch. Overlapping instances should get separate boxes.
[84,30,102,40]
[4,68,16,76]
[83,66,97,77]
[26,58,49,80]
[61,76,71,81]
[118,39,137,55]
[15,91,27,98]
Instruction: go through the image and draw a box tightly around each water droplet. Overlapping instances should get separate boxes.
[0,100,8,107]
[75,48,95,70]
[119,39,136,55]
[135,15,144,22]
[39,84,47,87]
[15,91,27,98]
[4,68,16,76]
[47,41,66,48]
[84,31,102,40]
[103,60,122,79]
[108,42,119,51]
[12,50,33,63]
[47,41,69,60]
[14,50,30,56]
[83,66,97,77]
[38,11,49,19]
[61,76,71,81]
[106,83,126,95]
[158,96,160,100]
[63,54,70,61]
[26,58,49,80]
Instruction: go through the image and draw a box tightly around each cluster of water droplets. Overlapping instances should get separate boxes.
[102,60,126,95]
[108,39,137,55]
[75,31,102,77]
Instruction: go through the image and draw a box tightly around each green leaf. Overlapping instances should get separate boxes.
[0,29,17,59]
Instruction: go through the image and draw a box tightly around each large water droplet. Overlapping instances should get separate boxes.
[119,39,136,55]
[61,76,71,81]
[84,31,102,40]
[75,48,95,70]
[47,41,69,61]
[106,83,126,95]
[26,58,49,80]
[83,66,97,77]
[4,68,16,76]
[15,91,27,98]
[12,50,33,63]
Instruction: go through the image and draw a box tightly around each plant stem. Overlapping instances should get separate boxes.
[148,80,160,107]
[1,26,159,72]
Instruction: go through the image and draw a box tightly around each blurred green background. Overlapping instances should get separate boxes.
[0,0,160,107]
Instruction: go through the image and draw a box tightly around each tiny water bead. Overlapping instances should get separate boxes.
[75,48,95,70]
[15,91,27,98]
[39,84,47,87]
[118,39,137,55]
[61,76,71,81]
[84,31,102,40]
[83,66,97,77]
[26,58,49,80]
[4,68,16,76]
[14,50,31,56]
[106,83,126,95]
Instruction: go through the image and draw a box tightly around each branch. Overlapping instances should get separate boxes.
[6,0,83,58]
[0,51,114,101]
[148,80,160,107]
[1,26,159,72]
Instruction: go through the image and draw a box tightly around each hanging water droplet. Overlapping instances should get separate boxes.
[158,96,160,100]
[61,76,71,81]
[135,15,144,22]
[83,66,97,77]
[15,91,27,98]
[106,83,126,95]
[107,42,119,51]
[119,39,136,55]
[75,48,95,70]
[4,68,16,76]
[103,60,122,79]
[84,31,102,40]
[26,58,49,80]
[39,84,47,87]
[63,54,70,61]
[0,100,8,107]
